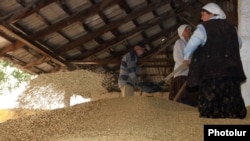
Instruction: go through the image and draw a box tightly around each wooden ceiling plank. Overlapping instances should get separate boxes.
[3,53,46,74]
[175,0,198,14]
[117,0,132,13]
[7,0,57,24]
[70,10,174,61]
[198,0,211,5]
[56,0,168,55]
[97,9,122,37]
[71,58,173,65]
[177,13,199,27]
[92,21,178,63]
[56,0,74,15]
[0,24,76,71]
[31,0,116,40]
[142,31,178,61]
[0,31,15,42]
[0,41,25,56]
[23,56,49,68]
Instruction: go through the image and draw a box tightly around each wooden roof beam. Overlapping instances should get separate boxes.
[55,0,168,55]
[70,11,174,61]
[71,58,173,65]
[0,24,77,71]
[6,0,57,23]
[30,0,116,40]
[96,23,178,62]
[0,41,25,56]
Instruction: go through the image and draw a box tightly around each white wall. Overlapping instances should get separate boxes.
[238,0,250,106]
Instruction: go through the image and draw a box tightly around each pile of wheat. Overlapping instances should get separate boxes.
[0,68,249,141]
[16,69,115,109]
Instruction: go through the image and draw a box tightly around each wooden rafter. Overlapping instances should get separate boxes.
[55,0,168,55]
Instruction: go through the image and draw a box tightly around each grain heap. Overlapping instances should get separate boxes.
[101,71,120,92]
[0,69,249,141]
[0,96,250,141]
[17,69,113,109]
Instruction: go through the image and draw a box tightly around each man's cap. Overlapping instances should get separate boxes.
[134,44,147,51]
[138,43,146,49]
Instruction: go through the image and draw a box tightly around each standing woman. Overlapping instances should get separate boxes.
[170,24,198,106]
[183,3,247,118]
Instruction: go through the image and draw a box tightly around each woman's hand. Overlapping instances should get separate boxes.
[182,60,190,65]
[181,60,190,70]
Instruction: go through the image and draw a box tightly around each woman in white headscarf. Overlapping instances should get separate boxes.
[169,24,198,107]
[183,3,247,118]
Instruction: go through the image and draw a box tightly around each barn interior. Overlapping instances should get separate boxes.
[2,1,250,141]
[0,0,238,92]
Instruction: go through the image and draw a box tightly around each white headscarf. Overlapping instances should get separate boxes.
[202,2,226,19]
[177,24,190,41]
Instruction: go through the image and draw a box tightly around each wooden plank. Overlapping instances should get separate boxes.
[0,41,25,56]
[7,0,56,23]
[55,0,168,54]
[71,11,174,60]
[23,56,49,68]
[31,0,116,40]
[71,58,173,65]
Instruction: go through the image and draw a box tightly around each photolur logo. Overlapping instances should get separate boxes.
[208,129,247,136]
[204,125,250,141]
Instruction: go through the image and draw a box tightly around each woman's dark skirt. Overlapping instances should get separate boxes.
[169,76,198,107]
[199,77,247,119]
[169,76,187,100]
